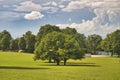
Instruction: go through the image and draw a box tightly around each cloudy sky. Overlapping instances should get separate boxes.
[0,0,120,38]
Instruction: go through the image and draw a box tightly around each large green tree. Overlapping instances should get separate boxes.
[86,34,102,54]
[34,31,85,65]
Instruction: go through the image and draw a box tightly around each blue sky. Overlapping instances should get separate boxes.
[0,0,120,38]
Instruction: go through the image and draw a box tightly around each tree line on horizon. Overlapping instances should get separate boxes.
[0,24,120,65]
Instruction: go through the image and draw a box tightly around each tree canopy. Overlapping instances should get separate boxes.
[34,31,85,65]
[101,30,120,57]
[86,34,102,54]
[18,37,26,50]
[35,24,61,47]
[24,31,36,53]
[0,30,12,51]
[10,38,19,51]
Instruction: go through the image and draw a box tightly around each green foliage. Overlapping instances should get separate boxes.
[0,25,119,58]
[86,34,102,54]
[34,24,85,63]
[61,27,77,35]
[34,31,85,65]
[62,27,86,52]
[10,38,19,50]
[18,37,26,50]
[111,30,120,57]
[0,30,12,51]
[101,29,120,57]
[74,33,86,50]
[24,31,36,53]
[35,24,61,47]
[100,34,112,52]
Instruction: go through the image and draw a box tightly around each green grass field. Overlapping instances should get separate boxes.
[0,52,120,80]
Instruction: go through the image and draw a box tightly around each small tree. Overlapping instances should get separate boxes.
[10,39,19,51]
[112,30,120,57]
[100,34,113,55]
[18,37,26,50]
[101,30,120,57]
[0,30,12,51]
[86,34,102,54]
[1,34,11,51]
[24,31,36,53]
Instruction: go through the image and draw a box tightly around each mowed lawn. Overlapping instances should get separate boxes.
[0,52,120,80]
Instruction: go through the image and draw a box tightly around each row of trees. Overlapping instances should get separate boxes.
[0,24,120,65]
[0,30,36,53]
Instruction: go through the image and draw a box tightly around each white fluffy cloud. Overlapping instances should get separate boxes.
[51,1,58,6]
[24,11,44,20]
[62,0,89,12]
[59,5,65,8]
[62,0,120,23]
[43,1,57,6]
[42,1,58,13]
[15,1,42,12]
[43,7,58,13]
[62,0,120,12]
[59,0,120,37]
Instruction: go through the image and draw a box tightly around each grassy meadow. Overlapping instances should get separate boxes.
[0,52,120,80]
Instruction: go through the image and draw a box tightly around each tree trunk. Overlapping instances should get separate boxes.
[64,58,67,66]
[94,50,96,54]
[56,60,60,65]
[54,59,56,63]
[118,53,120,57]
[49,58,52,63]
[111,51,114,56]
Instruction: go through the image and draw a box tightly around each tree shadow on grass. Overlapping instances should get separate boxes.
[42,62,100,67]
[0,66,49,70]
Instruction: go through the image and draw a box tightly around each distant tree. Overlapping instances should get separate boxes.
[24,31,36,53]
[86,34,102,54]
[100,34,113,54]
[0,30,12,51]
[100,30,120,57]
[111,30,120,57]
[0,30,11,38]
[18,37,26,50]
[34,31,85,65]
[0,32,2,50]
[10,38,19,51]
[74,33,86,51]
